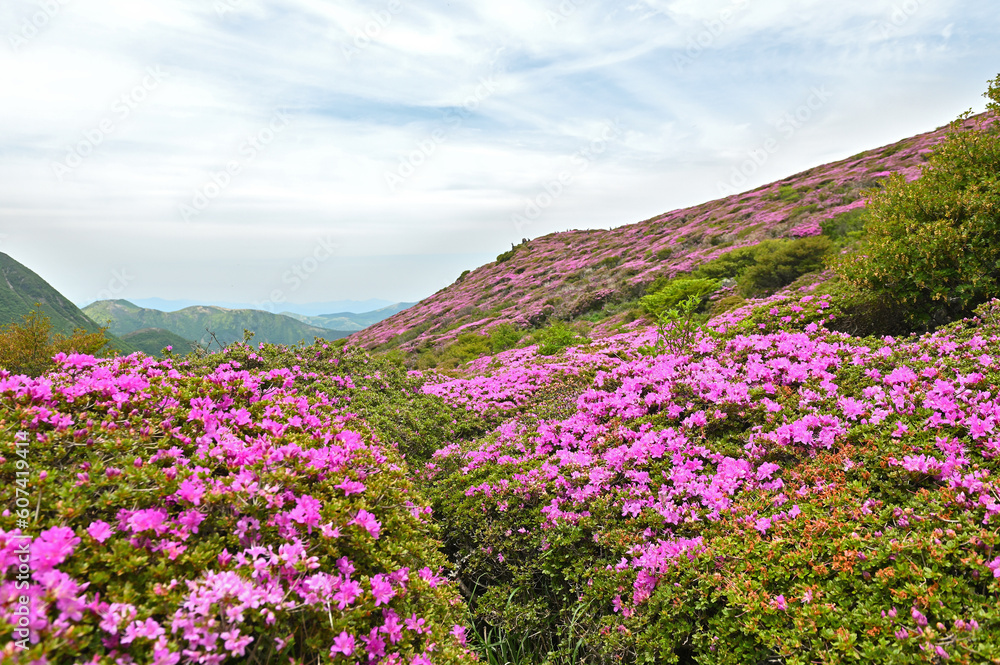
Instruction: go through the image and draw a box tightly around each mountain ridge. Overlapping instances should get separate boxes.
[83,299,350,347]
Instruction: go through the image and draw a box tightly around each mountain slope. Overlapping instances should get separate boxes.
[83,300,350,347]
[0,252,103,335]
[120,328,200,357]
[350,119,959,354]
[282,302,416,331]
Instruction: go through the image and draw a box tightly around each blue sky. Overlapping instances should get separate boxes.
[1,0,998,309]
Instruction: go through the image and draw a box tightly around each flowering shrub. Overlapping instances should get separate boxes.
[0,346,474,664]
[425,298,1000,663]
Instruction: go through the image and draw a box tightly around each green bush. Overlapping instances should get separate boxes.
[488,324,523,354]
[821,207,868,243]
[533,321,585,356]
[640,278,720,317]
[835,74,1000,327]
[0,310,111,377]
[737,235,832,296]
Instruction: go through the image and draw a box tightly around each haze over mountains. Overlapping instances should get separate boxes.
[125,298,399,316]
[0,251,411,355]
[80,300,390,349]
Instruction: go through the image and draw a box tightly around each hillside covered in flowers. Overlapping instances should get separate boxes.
[350,118,954,357]
[3,82,1000,664]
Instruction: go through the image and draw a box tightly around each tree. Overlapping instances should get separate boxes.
[835,74,1000,327]
[0,309,110,376]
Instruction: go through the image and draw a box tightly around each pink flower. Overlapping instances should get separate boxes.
[329,631,355,656]
[371,574,395,606]
[289,495,323,529]
[87,520,114,543]
[771,595,787,610]
[352,509,381,539]
[336,477,366,496]
[176,477,204,505]
[451,624,468,646]
[31,526,80,572]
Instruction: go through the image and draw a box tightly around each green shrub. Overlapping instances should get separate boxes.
[835,74,1000,327]
[640,278,720,317]
[488,324,523,354]
[737,235,832,296]
[533,321,585,356]
[496,249,516,264]
[655,247,674,261]
[821,207,868,243]
[0,310,111,377]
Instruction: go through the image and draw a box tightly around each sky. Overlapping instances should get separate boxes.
[1,0,998,311]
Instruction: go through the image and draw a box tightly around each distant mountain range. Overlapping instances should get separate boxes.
[282,302,415,331]
[82,300,351,348]
[123,297,397,316]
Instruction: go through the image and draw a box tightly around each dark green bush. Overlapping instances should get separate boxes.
[835,74,1000,327]
[737,235,832,296]
[488,323,523,353]
[640,278,720,317]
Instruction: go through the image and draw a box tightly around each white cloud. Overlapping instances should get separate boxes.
[0,0,997,305]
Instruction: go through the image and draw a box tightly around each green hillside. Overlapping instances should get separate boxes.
[0,252,103,335]
[120,328,201,357]
[282,302,415,331]
[83,300,351,347]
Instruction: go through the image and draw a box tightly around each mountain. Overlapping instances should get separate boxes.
[119,328,201,357]
[281,302,416,331]
[0,252,105,335]
[125,297,396,316]
[350,118,954,354]
[82,300,351,347]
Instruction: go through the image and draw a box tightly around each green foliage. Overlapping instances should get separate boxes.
[640,294,712,356]
[496,249,517,264]
[737,235,833,296]
[533,321,586,356]
[0,341,474,663]
[835,74,1000,327]
[821,207,868,243]
[655,247,674,261]
[769,183,804,203]
[457,269,472,282]
[488,323,523,354]
[640,278,719,317]
[0,309,111,376]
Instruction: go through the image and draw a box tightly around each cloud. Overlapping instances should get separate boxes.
[0,0,997,305]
